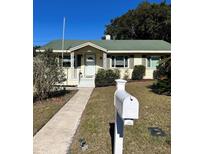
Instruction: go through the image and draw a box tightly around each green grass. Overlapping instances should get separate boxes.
[33,90,77,135]
[70,81,170,154]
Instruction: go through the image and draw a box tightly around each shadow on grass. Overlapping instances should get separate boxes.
[33,89,71,103]
[147,84,171,96]
[109,122,115,154]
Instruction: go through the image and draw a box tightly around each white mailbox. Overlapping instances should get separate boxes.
[114,79,140,154]
[115,90,139,122]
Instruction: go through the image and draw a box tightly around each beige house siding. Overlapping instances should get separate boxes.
[134,54,143,65]
[144,68,155,79]
[61,54,157,86]
[56,49,169,85]
[94,53,155,79]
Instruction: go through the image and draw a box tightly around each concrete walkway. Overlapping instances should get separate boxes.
[33,88,94,154]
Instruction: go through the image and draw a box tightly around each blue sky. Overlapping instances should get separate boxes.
[34,0,171,46]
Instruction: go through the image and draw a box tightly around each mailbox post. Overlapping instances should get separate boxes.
[114,79,139,154]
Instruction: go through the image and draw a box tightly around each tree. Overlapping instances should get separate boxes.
[153,56,171,95]
[33,49,66,100]
[104,1,171,42]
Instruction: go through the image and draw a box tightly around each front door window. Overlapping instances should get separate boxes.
[85,54,95,77]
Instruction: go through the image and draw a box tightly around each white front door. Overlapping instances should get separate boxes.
[85,54,96,77]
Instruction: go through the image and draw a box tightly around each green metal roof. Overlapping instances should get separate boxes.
[40,40,171,51]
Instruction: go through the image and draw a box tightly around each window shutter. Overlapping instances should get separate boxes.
[129,55,134,69]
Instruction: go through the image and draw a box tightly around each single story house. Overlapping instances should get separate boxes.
[37,35,171,87]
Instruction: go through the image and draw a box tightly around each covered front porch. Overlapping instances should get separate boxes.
[58,45,108,87]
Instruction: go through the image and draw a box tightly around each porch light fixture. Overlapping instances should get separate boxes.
[87,50,92,52]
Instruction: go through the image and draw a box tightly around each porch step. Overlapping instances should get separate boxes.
[78,78,95,88]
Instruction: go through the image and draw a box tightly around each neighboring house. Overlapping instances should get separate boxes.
[37,35,171,87]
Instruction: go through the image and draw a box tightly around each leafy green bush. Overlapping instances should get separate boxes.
[95,69,106,87]
[95,69,120,87]
[132,65,145,80]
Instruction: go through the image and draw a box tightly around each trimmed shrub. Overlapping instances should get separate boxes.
[132,65,145,80]
[95,69,120,87]
[95,69,106,87]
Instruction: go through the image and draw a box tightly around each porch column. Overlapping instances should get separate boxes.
[74,54,78,78]
[103,52,107,69]
[71,52,74,79]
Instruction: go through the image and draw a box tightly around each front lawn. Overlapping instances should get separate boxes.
[33,90,77,135]
[70,81,170,154]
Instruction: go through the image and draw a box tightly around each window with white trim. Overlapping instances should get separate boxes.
[111,56,129,68]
